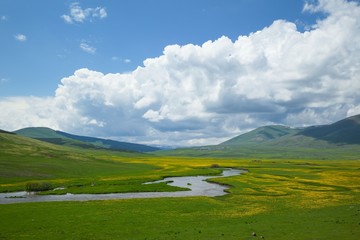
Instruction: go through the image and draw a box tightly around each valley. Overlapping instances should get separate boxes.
[0,115,359,239]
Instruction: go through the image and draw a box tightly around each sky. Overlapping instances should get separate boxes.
[0,0,360,147]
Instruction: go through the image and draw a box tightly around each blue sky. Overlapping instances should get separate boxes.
[1,0,315,97]
[1,0,360,147]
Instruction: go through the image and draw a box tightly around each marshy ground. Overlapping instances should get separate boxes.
[0,152,359,239]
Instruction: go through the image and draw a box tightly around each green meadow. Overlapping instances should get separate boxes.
[0,133,359,239]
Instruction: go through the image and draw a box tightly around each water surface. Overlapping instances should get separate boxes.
[0,168,245,204]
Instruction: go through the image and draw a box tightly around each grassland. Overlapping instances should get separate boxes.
[155,144,360,160]
[0,133,214,194]
[0,133,359,239]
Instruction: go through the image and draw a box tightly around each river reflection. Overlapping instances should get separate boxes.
[0,168,246,204]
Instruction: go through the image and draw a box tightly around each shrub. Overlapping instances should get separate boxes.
[25,182,53,192]
[210,164,220,168]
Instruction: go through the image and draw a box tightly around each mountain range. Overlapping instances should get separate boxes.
[1,114,360,158]
[13,127,159,153]
[221,114,360,147]
[157,114,360,159]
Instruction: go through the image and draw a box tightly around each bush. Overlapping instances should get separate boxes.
[25,182,53,192]
[210,164,220,168]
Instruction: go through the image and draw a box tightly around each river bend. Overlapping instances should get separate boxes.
[0,168,245,204]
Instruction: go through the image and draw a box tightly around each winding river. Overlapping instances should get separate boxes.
[0,168,245,204]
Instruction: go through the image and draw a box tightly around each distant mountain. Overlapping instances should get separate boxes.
[14,127,159,152]
[56,130,159,152]
[298,114,360,145]
[1,129,66,156]
[221,114,360,147]
[0,129,15,135]
[221,125,301,146]
[15,127,65,139]
[157,114,360,159]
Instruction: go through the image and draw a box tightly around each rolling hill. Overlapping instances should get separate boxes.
[0,129,15,135]
[14,127,159,153]
[0,129,156,188]
[221,114,360,147]
[298,114,360,145]
[6,114,360,159]
[157,114,360,159]
[220,125,301,146]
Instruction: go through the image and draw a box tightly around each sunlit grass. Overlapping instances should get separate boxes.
[1,135,359,239]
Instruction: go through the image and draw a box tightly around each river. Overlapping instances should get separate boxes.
[0,168,246,204]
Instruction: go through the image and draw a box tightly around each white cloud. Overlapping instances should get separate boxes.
[61,14,72,24]
[1,15,7,21]
[93,7,107,19]
[80,42,96,54]
[111,57,131,63]
[1,0,360,146]
[14,34,27,42]
[0,97,60,131]
[62,2,107,24]
[347,105,360,117]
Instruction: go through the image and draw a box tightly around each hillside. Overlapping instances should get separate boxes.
[0,129,15,135]
[14,127,159,152]
[221,125,301,146]
[221,114,360,147]
[157,114,360,159]
[299,114,360,144]
[57,130,159,152]
[0,131,154,187]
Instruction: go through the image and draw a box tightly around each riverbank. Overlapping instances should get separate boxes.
[0,159,358,239]
[0,169,245,204]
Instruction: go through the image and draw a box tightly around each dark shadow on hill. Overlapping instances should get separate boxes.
[298,115,360,145]
[0,129,15,135]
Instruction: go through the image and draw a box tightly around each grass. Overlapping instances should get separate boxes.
[1,198,358,240]
[0,133,359,239]
[37,178,190,195]
[0,157,359,239]
[156,144,360,160]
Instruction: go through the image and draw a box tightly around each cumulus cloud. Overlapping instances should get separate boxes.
[1,0,360,146]
[0,97,60,130]
[80,42,96,54]
[14,34,27,42]
[347,105,360,117]
[62,2,107,24]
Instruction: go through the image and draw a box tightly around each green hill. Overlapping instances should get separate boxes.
[299,114,360,144]
[221,125,301,146]
[0,129,15,135]
[157,114,360,159]
[14,127,159,152]
[0,130,155,188]
[14,127,110,150]
[14,127,64,139]
[221,114,360,147]
[56,130,159,152]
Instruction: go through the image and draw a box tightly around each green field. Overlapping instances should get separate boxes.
[0,133,359,239]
